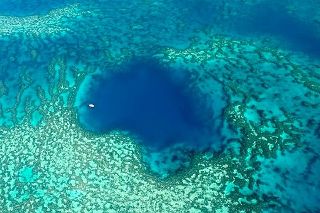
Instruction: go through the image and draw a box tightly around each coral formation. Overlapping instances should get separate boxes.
[0,0,320,212]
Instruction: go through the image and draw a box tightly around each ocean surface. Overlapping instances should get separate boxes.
[0,0,320,212]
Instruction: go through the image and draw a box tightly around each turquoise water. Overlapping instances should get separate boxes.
[1,0,320,212]
[0,0,75,16]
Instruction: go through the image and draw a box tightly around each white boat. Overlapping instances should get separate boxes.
[88,103,95,108]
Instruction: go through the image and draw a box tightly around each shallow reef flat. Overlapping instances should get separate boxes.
[0,0,320,212]
[0,108,252,212]
[0,4,92,37]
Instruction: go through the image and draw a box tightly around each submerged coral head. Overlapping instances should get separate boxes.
[78,58,215,151]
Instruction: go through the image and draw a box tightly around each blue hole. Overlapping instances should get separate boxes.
[77,58,216,151]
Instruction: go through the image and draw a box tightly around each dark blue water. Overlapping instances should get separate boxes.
[78,58,215,150]
[174,0,320,57]
[234,2,320,57]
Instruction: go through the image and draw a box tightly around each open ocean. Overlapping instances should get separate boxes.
[0,0,320,212]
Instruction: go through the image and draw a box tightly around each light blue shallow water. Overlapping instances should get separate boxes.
[0,0,76,16]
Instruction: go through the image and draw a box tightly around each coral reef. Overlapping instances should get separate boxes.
[0,1,320,212]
